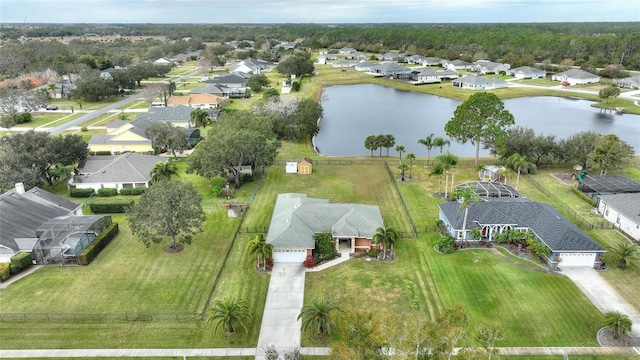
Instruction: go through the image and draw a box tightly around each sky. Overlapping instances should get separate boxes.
[0,0,639,24]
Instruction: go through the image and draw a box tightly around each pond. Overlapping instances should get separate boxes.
[313,84,640,157]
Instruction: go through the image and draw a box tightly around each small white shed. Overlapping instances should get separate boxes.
[286,162,298,173]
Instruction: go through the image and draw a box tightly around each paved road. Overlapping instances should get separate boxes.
[46,69,200,135]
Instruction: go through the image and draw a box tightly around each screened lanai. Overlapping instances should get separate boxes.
[453,181,523,200]
[578,175,640,196]
[32,215,112,265]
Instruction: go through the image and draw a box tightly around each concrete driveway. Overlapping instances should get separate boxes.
[256,262,306,358]
[561,266,640,344]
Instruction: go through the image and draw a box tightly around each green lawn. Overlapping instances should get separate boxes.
[117,100,150,110]
[17,113,83,128]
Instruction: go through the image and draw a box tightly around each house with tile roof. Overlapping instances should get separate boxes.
[166,93,221,108]
[0,183,82,263]
[597,193,640,241]
[71,153,167,194]
[439,200,605,268]
[551,69,600,85]
[266,193,384,262]
[507,66,546,79]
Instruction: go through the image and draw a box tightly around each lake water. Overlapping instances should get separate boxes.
[314,84,640,157]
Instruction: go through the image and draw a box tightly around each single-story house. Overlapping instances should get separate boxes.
[203,73,248,88]
[438,200,606,268]
[0,183,83,263]
[614,76,640,89]
[352,52,368,61]
[472,60,510,74]
[597,193,640,241]
[135,105,195,128]
[369,63,412,77]
[297,158,313,175]
[266,193,384,262]
[377,52,402,62]
[507,66,546,79]
[405,55,427,64]
[53,79,76,99]
[354,61,375,72]
[332,60,356,68]
[452,76,507,90]
[152,57,177,66]
[444,60,473,71]
[71,153,167,193]
[410,68,459,84]
[229,58,274,74]
[190,84,248,99]
[166,93,222,108]
[551,69,600,85]
[338,47,356,55]
[420,57,446,67]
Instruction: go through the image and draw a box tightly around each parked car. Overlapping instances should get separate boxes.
[45,105,59,110]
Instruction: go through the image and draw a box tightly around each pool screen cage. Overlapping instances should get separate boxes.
[32,215,112,265]
[578,175,640,197]
[453,181,522,200]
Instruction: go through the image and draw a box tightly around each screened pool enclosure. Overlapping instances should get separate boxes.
[32,215,112,265]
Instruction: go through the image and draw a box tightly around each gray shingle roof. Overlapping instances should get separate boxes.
[439,201,604,252]
[135,105,193,123]
[598,193,640,225]
[76,153,166,184]
[0,187,80,252]
[266,193,384,249]
[555,69,599,79]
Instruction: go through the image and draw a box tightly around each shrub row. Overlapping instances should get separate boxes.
[69,187,95,198]
[9,252,33,274]
[572,185,597,206]
[89,151,113,156]
[0,262,10,282]
[97,188,117,197]
[89,200,134,214]
[119,188,146,195]
[77,223,119,266]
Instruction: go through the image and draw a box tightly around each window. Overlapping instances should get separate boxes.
[616,215,621,224]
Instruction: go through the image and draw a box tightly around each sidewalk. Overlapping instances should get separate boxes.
[0,347,331,357]
[0,265,42,290]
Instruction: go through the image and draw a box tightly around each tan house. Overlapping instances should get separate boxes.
[89,120,154,154]
[297,157,313,175]
[166,93,221,109]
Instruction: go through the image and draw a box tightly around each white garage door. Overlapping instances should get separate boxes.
[559,253,596,267]
[273,249,307,263]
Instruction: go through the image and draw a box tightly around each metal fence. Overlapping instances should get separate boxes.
[273,158,495,167]
[0,312,202,323]
[525,176,614,231]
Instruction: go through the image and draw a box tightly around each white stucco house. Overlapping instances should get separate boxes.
[551,69,600,85]
[452,76,507,90]
[507,66,547,79]
[597,193,640,241]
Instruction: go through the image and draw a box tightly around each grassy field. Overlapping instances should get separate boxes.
[19,113,83,128]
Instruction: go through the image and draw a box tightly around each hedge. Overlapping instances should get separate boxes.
[119,188,146,196]
[77,223,119,266]
[572,185,597,206]
[90,151,112,156]
[9,252,33,274]
[97,188,117,197]
[0,262,10,282]
[70,187,95,198]
[89,200,134,214]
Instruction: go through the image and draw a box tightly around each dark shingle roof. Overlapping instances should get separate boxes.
[0,187,80,252]
[135,105,193,123]
[76,153,166,184]
[439,201,604,252]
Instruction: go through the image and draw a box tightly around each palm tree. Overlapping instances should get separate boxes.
[168,81,177,96]
[206,297,252,335]
[247,234,265,270]
[398,163,409,181]
[297,298,343,336]
[429,162,445,195]
[373,226,399,260]
[364,135,378,157]
[150,161,178,184]
[451,187,480,249]
[406,153,416,179]
[418,134,435,167]
[433,136,451,154]
[436,151,458,198]
[612,242,639,269]
[506,153,528,191]
[395,145,405,162]
[604,311,632,339]
[261,242,273,271]
[47,83,56,98]
[190,108,210,128]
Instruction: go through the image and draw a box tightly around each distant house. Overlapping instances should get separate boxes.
[228,58,274,74]
[420,57,446,67]
[369,63,412,77]
[338,47,356,55]
[190,84,248,99]
[152,57,177,66]
[597,193,640,241]
[166,93,222,108]
[411,68,459,84]
[378,52,402,62]
[54,79,76,99]
[551,69,600,85]
[472,60,509,74]
[405,55,427,64]
[444,60,473,71]
[72,153,167,194]
[352,52,368,61]
[507,66,546,79]
[354,61,375,72]
[204,73,248,88]
[332,60,356,68]
[479,165,502,181]
[297,158,313,175]
[266,193,384,262]
[0,183,83,263]
[99,67,123,80]
[452,76,507,90]
[438,200,606,269]
[272,41,297,51]
[614,76,640,89]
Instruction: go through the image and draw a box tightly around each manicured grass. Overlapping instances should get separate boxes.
[49,97,123,111]
[242,164,412,233]
[17,113,83,128]
[117,100,150,110]
[304,235,602,347]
